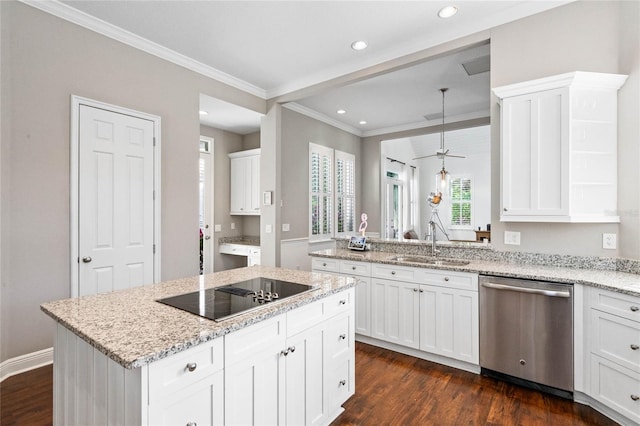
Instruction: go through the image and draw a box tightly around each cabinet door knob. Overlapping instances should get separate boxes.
[339,299,347,305]
[413,288,418,292]
[185,363,197,372]
[631,344,639,350]
[631,306,639,312]
[631,395,639,401]
[186,422,197,426]
[339,379,346,387]
[419,289,424,293]
[82,256,92,263]
[339,334,346,340]
[503,208,508,212]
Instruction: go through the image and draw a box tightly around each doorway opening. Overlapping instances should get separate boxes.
[200,136,214,274]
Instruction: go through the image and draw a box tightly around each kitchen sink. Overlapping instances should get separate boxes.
[388,256,470,267]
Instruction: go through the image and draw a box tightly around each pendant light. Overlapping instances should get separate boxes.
[438,88,450,192]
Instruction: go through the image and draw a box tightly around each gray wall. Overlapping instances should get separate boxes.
[0,2,264,363]
[490,0,639,257]
[280,107,362,240]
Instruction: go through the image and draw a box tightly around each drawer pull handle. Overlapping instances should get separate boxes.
[339,299,347,305]
[339,334,346,340]
[281,346,296,356]
[631,306,639,312]
[631,395,639,401]
[186,422,197,426]
[185,363,197,372]
[352,266,356,270]
[631,344,639,350]
[391,271,396,275]
[339,379,346,386]
[323,262,327,267]
[413,288,418,292]
[419,289,424,293]
[444,277,450,282]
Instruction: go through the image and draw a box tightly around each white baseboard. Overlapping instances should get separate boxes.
[0,347,53,382]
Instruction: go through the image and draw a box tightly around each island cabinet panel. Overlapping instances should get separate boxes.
[224,289,355,426]
[53,323,144,426]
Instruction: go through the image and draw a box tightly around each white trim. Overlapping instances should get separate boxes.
[70,95,162,298]
[0,347,53,382]
[284,103,362,137]
[19,0,266,99]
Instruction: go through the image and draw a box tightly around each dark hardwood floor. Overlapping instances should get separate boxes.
[1,364,53,426]
[0,343,617,425]
[332,343,616,426]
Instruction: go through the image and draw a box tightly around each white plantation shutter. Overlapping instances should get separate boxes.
[336,151,355,235]
[309,143,356,240]
[450,176,472,227]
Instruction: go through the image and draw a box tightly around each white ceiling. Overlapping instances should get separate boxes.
[52,1,571,135]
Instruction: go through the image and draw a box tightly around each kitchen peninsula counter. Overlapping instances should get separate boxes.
[41,265,354,369]
[310,248,640,297]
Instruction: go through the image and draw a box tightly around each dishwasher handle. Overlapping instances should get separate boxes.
[481,281,571,298]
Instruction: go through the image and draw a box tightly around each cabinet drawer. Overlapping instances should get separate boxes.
[590,354,640,424]
[148,338,224,402]
[327,313,352,360]
[287,297,324,337]
[590,288,640,322]
[219,244,249,256]
[591,309,640,373]
[225,314,286,366]
[340,260,371,277]
[371,263,414,282]
[324,288,354,318]
[311,257,340,273]
[327,356,354,411]
[415,269,478,291]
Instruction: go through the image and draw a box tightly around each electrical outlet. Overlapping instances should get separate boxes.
[282,223,290,232]
[504,231,521,245]
[265,224,272,234]
[603,233,617,250]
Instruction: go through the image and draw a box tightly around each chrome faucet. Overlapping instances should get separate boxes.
[429,220,439,256]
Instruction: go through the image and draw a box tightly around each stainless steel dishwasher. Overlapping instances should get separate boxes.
[479,275,573,398]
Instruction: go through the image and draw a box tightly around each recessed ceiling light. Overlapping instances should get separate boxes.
[438,5,458,18]
[359,120,367,125]
[337,109,346,114]
[199,110,208,115]
[351,40,368,51]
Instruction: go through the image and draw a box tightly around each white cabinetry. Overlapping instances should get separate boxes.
[229,148,260,215]
[313,258,479,368]
[584,287,640,424]
[494,72,627,223]
[224,289,355,426]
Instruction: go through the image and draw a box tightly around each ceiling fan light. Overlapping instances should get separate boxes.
[351,40,368,51]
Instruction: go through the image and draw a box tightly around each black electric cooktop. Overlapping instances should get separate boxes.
[156,277,317,322]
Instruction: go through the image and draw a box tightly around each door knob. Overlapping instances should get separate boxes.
[204,235,211,240]
[82,256,92,263]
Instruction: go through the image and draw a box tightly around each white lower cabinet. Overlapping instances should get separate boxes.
[419,285,479,364]
[313,258,480,367]
[224,289,355,426]
[371,278,420,349]
[583,286,640,424]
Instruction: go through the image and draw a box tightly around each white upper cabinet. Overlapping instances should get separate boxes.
[229,148,261,215]
[494,72,627,223]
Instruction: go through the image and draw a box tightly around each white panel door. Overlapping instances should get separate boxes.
[78,105,155,296]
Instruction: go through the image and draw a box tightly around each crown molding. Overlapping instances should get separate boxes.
[19,0,267,99]
[283,103,363,137]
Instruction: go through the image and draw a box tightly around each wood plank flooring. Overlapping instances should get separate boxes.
[0,343,616,425]
[332,343,616,426]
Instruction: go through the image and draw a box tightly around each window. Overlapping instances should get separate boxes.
[309,143,355,240]
[449,176,472,227]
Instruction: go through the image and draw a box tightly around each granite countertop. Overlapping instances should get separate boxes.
[41,266,354,369]
[310,248,640,297]
[219,236,260,247]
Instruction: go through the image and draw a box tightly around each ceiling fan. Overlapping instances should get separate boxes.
[413,88,466,161]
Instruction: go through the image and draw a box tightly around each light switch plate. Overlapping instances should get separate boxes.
[265,224,272,233]
[282,224,290,232]
[214,224,222,232]
[603,233,617,249]
[231,222,235,230]
[504,231,521,245]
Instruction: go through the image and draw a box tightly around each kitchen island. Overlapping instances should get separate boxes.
[41,266,355,426]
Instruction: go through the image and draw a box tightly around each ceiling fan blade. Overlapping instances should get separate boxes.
[412,154,437,160]
[446,154,466,158]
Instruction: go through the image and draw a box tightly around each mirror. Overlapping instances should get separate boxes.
[381,125,491,243]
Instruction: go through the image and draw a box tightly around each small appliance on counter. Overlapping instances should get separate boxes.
[348,235,367,251]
